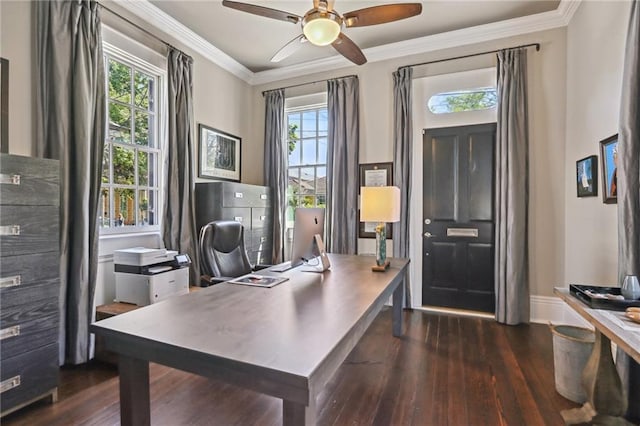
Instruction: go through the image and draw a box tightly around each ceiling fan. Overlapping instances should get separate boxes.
[222,0,423,65]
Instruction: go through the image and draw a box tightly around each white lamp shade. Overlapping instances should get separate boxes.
[360,186,401,223]
[303,18,341,46]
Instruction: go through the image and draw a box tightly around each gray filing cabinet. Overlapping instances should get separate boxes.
[0,154,60,416]
[195,182,273,266]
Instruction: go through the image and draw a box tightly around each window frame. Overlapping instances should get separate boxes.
[100,42,167,236]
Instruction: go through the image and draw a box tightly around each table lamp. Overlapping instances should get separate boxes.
[360,186,401,271]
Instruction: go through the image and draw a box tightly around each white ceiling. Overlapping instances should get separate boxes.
[146,0,561,73]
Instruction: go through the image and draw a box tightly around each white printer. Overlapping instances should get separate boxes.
[114,247,191,306]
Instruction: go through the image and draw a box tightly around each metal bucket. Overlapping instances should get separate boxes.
[550,324,595,403]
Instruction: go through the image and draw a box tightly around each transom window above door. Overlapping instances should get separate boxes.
[428,87,497,114]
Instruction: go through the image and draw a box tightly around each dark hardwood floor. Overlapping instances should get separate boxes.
[2,309,578,425]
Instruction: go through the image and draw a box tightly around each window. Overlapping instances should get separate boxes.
[427,87,497,114]
[285,103,328,256]
[101,49,165,233]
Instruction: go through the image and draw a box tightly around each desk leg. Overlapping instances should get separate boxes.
[118,355,150,426]
[561,331,633,426]
[392,282,403,337]
[283,397,316,426]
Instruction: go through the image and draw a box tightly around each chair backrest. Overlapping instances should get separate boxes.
[199,220,252,279]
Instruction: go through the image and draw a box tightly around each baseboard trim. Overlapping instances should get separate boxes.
[531,295,590,328]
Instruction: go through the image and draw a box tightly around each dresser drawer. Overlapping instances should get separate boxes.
[1,313,57,360]
[0,205,59,256]
[220,183,271,208]
[0,154,59,206]
[1,343,58,414]
[1,299,58,331]
[0,252,59,307]
[251,207,272,230]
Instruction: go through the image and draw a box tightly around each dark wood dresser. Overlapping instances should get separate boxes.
[195,182,273,266]
[0,154,60,416]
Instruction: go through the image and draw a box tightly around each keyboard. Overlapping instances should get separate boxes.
[270,261,292,272]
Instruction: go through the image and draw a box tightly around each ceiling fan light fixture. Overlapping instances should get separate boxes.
[302,11,342,46]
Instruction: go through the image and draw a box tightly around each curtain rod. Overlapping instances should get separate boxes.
[262,74,358,96]
[398,42,540,71]
[98,3,193,61]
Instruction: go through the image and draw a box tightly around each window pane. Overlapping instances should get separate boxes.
[134,71,154,110]
[138,151,149,186]
[302,139,316,165]
[109,103,131,143]
[288,140,300,166]
[138,189,150,225]
[100,188,110,228]
[318,109,328,137]
[301,195,315,207]
[114,188,135,226]
[288,168,299,196]
[301,110,316,138]
[428,88,497,114]
[113,145,135,185]
[318,138,327,164]
[316,166,326,194]
[317,194,326,208]
[109,60,131,103]
[102,144,110,184]
[147,189,158,226]
[288,115,300,139]
[299,167,315,195]
[134,111,153,146]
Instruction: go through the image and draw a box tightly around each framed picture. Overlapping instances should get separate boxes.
[198,124,241,182]
[358,162,393,239]
[599,134,618,204]
[576,155,598,197]
[1,57,8,153]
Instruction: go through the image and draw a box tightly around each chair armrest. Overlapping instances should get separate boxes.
[253,264,271,271]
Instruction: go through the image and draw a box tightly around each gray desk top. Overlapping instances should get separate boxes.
[555,288,640,364]
[91,254,409,400]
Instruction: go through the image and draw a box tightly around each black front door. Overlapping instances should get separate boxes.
[422,123,496,313]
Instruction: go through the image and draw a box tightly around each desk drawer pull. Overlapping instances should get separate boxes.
[0,225,20,236]
[260,194,268,200]
[0,325,20,340]
[0,174,21,185]
[0,275,21,288]
[447,228,478,238]
[0,376,21,394]
[259,215,266,221]
[234,192,244,199]
[234,216,243,222]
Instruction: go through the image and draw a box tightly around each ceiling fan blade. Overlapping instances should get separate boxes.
[343,3,422,28]
[222,0,301,24]
[271,35,308,62]
[332,32,367,65]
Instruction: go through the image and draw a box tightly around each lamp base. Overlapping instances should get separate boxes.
[371,259,390,272]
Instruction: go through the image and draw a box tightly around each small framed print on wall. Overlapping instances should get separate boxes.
[599,134,618,204]
[576,155,598,197]
[358,162,393,239]
[198,124,241,182]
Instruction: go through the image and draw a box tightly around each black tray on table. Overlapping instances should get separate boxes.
[569,284,640,311]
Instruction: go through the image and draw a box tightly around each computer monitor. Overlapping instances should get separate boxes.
[290,208,327,269]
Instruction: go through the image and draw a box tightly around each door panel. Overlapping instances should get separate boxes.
[423,123,496,313]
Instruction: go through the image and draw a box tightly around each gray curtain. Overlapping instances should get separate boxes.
[616,0,640,420]
[392,67,413,308]
[326,76,360,254]
[162,48,200,287]
[263,89,286,264]
[35,0,106,364]
[495,48,530,325]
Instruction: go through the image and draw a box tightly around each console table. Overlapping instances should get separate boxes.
[91,254,409,426]
[554,288,640,425]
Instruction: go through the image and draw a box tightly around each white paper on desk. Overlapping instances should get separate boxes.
[600,311,640,332]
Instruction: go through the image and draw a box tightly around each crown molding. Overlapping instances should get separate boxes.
[113,0,582,87]
[114,0,253,83]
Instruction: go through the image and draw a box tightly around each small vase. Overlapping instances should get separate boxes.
[621,275,640,300]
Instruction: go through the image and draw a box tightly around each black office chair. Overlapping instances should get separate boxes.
[199,220,265,286]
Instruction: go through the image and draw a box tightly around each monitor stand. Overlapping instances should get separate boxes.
[300,234,331,273]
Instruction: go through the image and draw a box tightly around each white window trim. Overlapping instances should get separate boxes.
[100,41,168,237]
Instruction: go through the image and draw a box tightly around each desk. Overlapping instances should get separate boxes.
[554,288,640,425]
[90,254,409,426]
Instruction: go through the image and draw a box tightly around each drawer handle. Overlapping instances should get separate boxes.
[0,174,20,185]
[259,215,266,221]
[0,225,20,236]
[234,192,244,198]
[0,275,21,288]
[0,325,20,340]
[234,216,243,222]
[260,237,266,242]
[260,194,268,200]
[0,376,21,394]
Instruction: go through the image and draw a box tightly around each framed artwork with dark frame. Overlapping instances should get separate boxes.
[198,124,241,182]
[1,57,8,153]
[576,155,598,197]
[599,134,618,204]
[358,162,393,239]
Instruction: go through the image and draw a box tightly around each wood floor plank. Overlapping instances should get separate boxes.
[2,309,578,426]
